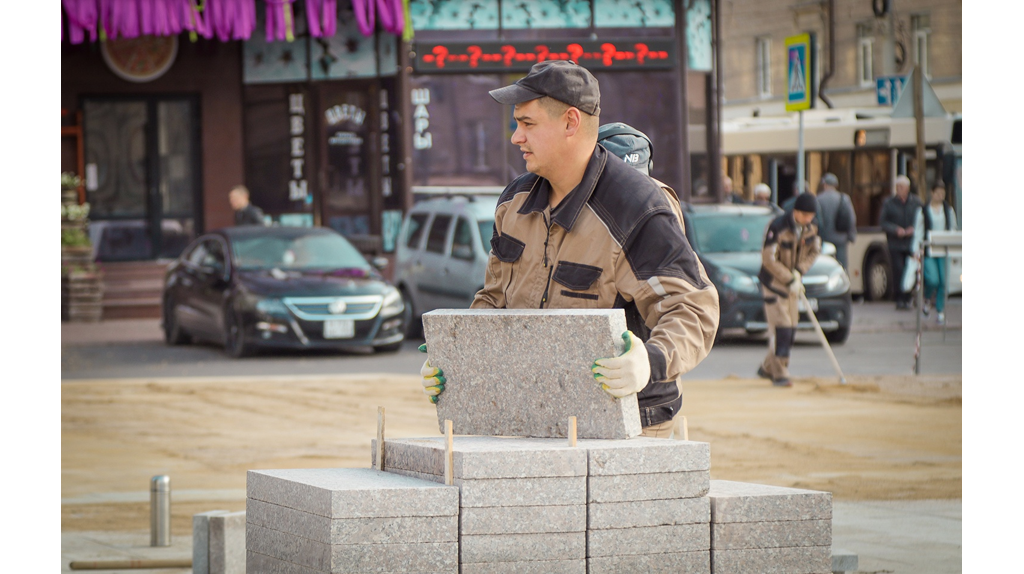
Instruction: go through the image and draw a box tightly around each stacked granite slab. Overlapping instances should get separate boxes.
[245,468,459,573]
[374,436,588,573]
[579,438,712,574]
[708,480,832,574]
[421,309,642,439]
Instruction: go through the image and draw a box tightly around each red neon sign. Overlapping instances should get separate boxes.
[414,39,675,73]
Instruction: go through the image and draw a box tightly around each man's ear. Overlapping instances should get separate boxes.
[564,107,582,136]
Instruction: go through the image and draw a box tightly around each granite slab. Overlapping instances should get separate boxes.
[373,436,588,479]
[460,504,586,534]
[586,523,710,557]
[246,549,456,574]
[711,519,831,549]
[586,550,710,574]
[588,470,710,503]
[460,559,586,573]
[711,545,832,574]
[210,510,246,574]
[460,531,586,563]
[422,309,641,439]
[246,499,457,544]
[246,523,458,572]
[246,468,458,519]
[577,438,711,475]
[457,476,586,507]
[708,480,832,523]
[194,510,229,574]
[588,497,710,530]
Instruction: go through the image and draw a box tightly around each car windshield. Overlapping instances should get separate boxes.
[232,233,370,271]
[478,220,494,252]
[691,213,774,253]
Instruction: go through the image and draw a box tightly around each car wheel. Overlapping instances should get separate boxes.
[224,307,252,358]
[825,322,851,345]
[400,287,422,338]
[163,298,191,345]
[865,250,891,301]
[374,341,403,354]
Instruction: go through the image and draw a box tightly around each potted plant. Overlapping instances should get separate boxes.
[62,172,103,322]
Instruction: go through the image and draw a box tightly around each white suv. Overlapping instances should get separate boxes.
[393,193,499,336]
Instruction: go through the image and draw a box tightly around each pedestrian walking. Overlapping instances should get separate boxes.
[879,175,922,310]
[752,183,774,208]
[724,176,746,204]
[815,173,857,270]
[419,60,720,438]
[756,193,822,387]
[229,185,267,226]
[911,182,958,325]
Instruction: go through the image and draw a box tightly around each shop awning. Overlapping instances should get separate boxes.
[61,0,409,44]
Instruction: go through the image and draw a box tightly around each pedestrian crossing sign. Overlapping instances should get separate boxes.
[785,33,816,111]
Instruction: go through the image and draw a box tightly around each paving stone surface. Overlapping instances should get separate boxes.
[710,545,832,574]
[422,309,641,439]
[457,476,586,507]
[708,480,832,523]
[460,504,586,534]
[246,523,458,572]
[246,468,458,519]
[588,497,710,530]
[374,436,588,479]
[460,560,585,574]
[586,523,711,557]
[588,470,710,503]
[711,519,832,549]
[577,438,711,475]
[210,510,246,574]
[246,550,324,574]
[460,532,586,563]
[586,550,710,574]
[246,499,457,544]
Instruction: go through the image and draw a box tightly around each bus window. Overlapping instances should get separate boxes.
[853,150,890,227]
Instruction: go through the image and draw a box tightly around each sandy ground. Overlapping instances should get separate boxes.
[62,373,960,535]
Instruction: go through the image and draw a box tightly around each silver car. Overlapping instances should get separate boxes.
[393,194,498,336]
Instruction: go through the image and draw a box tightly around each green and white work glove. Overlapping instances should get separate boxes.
[418,343,446,404]
[592,331,651,398]
[790,270,804,295]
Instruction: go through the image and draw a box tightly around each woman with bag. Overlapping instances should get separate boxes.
[910,182,958,325]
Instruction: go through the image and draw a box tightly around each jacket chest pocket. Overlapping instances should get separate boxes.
[551,261,604,306]
[778,240,796,267]
[491,233,526,299]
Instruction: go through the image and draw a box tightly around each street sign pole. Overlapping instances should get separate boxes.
[786,33,815,193]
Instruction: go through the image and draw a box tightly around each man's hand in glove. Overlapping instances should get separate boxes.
[591,331,651,398]
[418,343,445,404]
[790,270,804,295]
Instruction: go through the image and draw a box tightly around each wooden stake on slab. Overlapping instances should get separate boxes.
[444,419,454,486]
[680,416,689,441]
[568,416,577,447]
[375,407,385,470]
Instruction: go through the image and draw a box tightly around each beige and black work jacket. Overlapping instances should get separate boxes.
[472,145,720,427]
[758,212,822,297]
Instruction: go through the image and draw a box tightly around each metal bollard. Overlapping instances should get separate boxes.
[150,475,171,547]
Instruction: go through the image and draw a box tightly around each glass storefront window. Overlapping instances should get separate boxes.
[410,0,499,30]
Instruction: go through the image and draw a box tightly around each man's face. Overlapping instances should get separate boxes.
[793,210,815,226]
[896,183,910,200]
[229,191,247,210]
[723,177,733,193]
[510,99,567,179]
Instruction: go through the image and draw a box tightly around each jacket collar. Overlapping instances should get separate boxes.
[517,144,606,232]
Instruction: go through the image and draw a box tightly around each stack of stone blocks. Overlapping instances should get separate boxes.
[245,468,458,573]
[194,510,246,574]
[243,309,834,573]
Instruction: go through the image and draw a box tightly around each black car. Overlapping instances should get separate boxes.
[683,204,853,344]
[162,226,406,356]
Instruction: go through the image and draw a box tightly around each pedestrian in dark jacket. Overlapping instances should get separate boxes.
[229,185,267,226]
[815,173,857,271]
[879,175,923,309]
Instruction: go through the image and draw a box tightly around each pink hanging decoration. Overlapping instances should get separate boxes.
[264,0,295,41]
[305,0,337,38]
[351,0,402,37]
[63,0,100,44]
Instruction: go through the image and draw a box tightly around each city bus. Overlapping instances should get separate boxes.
[720,109,962,300]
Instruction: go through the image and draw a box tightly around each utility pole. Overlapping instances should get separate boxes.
[674,0,690,202]
[913,65,926,200]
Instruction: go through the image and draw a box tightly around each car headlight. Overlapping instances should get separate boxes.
[826,268,851,294]
[381,286,404,317]
[719,270,760,295]
[255,297,289,316]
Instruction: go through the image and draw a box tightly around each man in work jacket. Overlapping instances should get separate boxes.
[757,192,822,387]
[420,60,720,437]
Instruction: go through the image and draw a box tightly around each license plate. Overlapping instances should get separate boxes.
[798,297,818,312]
[323,319,355,339]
